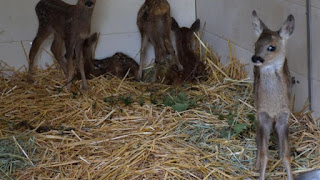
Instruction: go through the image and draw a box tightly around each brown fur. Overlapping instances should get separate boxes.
[78,33,139,79]
[28,0,96,91]
[252,10,295,180]
[137,0,183,82]
[86,53,139,79]
[166,18,206,85]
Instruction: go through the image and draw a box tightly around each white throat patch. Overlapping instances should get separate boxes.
[261,55,284,73]
[260,56,285,94]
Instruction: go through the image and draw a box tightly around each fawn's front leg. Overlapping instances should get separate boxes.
[51,34,68,75]
[75,41,88,91]
[64,39,76,91]
[275,112,293,180]
[256,112,272,180]
[138,34,149,80]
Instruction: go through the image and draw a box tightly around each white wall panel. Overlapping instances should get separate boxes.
[0,0,196,68]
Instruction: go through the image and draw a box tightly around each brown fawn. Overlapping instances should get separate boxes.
[28,0,96,91]
[137,0,183,81]
[79,33,139,79]
[251,11,295,180]
[166,18,206,85]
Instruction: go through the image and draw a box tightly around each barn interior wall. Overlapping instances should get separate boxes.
[0,0,196,71]
[196,0,320,119]
[0,0,318,119]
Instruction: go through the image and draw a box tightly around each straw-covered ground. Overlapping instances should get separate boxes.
[0,38,319,180]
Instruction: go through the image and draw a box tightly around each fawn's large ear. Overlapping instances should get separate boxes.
[190,19,200,32]
[85,33,98,47]
[171,17,180,32]
[279,14,295,40]
[252,10,268,37]
[89,32,98,44]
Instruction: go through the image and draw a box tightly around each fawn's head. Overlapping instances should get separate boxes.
[83,33,98,62]
[171,18,201,51]
[77,0,96,8]
[251,10,295,67]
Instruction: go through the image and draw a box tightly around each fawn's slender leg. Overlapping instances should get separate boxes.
[164,35,183,71]
[64,38,76,91]
[149,34,165,83]
[51,34,68,75]
[138,34,149,80]
[257,112,272,180]
[65,60,75,91]
[75,41,88,91]
[255,115,262,171]
[151,45,163,82]
[28,27,51,81]
[275,113,293,180]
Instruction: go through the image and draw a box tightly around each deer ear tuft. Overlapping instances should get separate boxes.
[84,33,98,47]
[90,33,98,43]
[279,14,295,40]
[171,17,180,31]
[252,10,268,37]
[190,19,200,32]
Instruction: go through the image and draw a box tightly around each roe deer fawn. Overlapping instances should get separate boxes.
[80,33,139,79]
[251,11,295,180]
[137,0,183,81]
[28,0,96,91]
[166,18,206,85]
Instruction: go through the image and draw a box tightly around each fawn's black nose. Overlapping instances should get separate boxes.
[85,1,94,7]
[251,55,264,64]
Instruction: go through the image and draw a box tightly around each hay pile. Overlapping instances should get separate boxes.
[0,37,319,179]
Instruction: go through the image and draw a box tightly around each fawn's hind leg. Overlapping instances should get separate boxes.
[28,27,51,81]
[256,112,272,180]
[275,112,293,180]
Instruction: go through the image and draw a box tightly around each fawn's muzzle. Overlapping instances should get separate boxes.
[85,1,94,7]
[251,55,264,64]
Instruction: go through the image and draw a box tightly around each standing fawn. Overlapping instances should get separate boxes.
[28,0,96,91]
[137,0,183,81]
[79,33,139,79]
[166,18,206,85]
[251,11,294,180]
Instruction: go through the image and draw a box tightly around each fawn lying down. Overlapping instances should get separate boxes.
[79,33,139,79]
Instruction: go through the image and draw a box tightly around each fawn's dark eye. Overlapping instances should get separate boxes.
[267,45,276,52]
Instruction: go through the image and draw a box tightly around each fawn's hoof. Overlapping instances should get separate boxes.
[137,71,143,81]
[177,64,184,71]
[27,75,34,84]
[254,162,260,171]
[81,86,88,92]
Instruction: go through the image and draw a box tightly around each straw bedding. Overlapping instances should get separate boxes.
[0,38,319,180]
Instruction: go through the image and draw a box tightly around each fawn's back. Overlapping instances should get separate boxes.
[137,0,170,32]
[137,0,172,54]
[36,0,93,38]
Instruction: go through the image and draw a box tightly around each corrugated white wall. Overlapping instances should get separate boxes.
[196,0,320,119]
[0,0,196,69]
